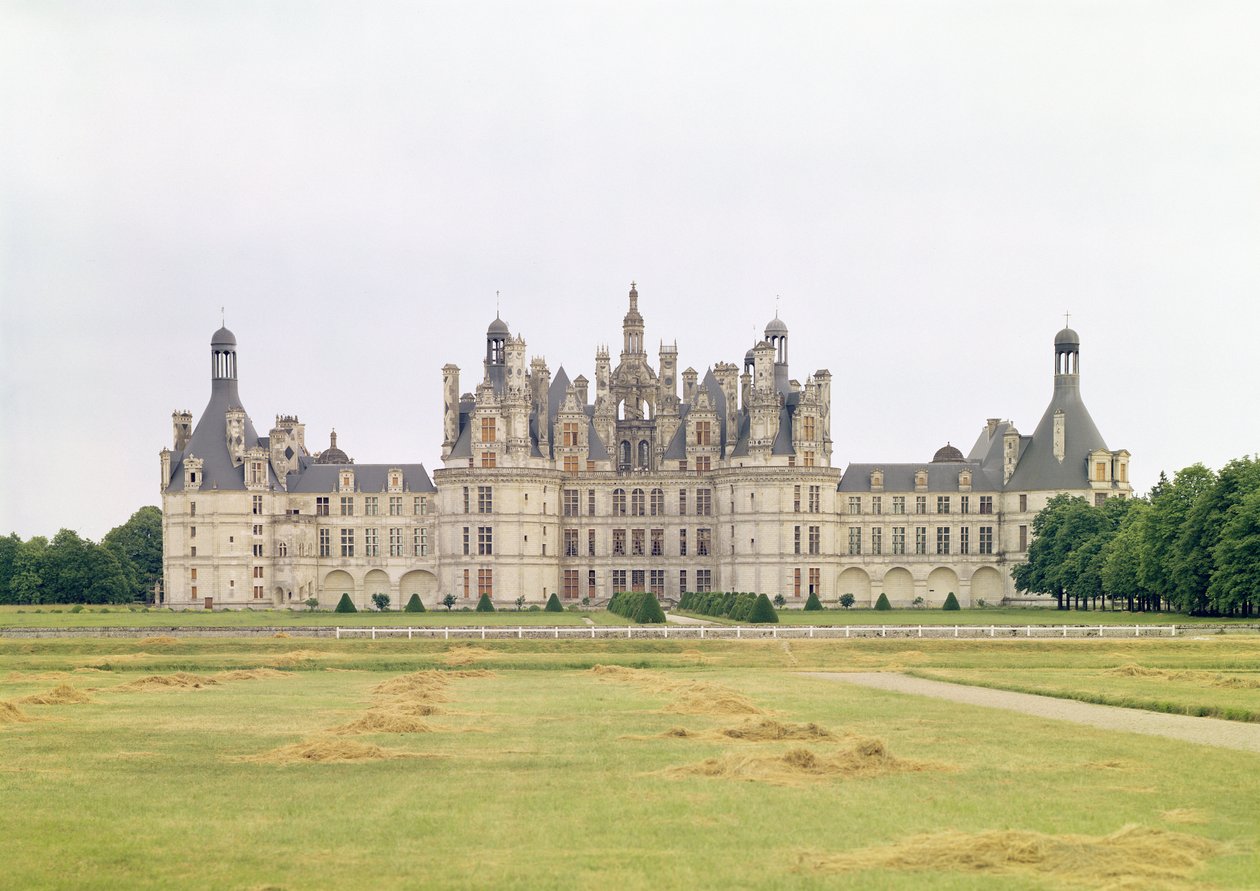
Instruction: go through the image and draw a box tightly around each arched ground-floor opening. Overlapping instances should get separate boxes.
[837,567,871,606]
[400,569,439,607]
[880,567,914,607]
[970,566,1005,603]
[364,569,390,610]
[323,570,355,609]
[926,567,960,607]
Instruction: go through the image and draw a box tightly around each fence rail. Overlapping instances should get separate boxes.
[333,624,1183,641]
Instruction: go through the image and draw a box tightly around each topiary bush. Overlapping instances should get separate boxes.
[544,592,564,613]
[475,594,495,612]
[747,592,779,624]
[874,593,892,611]
[404,593,426,613]
[607,591,666,624]
[942,592,961,611]
[803,591,823,611]
[334,593,357,613]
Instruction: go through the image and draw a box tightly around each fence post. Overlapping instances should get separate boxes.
[1135,625,1140,638]
[737,626,741,639]
[700,626,705,639]
[918,625,922,638]
[954,625,959,638]
[809,626,814,639]
[554,627,559,639]
[845,626,850,638]
[335,627,340,640]
[627,626,631,639]
[1172,625,1177,637]
[518,626,523,639]
[881,625,886,638]
[1027,625,1032,637]
[444,628,449,640]
[408,627,413,640]
[990,625,995,638]
[591,626,595,639]
[1063,625,1067,638]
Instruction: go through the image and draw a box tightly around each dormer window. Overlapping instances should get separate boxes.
[914,470,928,489]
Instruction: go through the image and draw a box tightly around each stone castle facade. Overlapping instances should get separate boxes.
[160,284,1132,609]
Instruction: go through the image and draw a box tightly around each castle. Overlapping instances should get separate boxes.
[159,284,1132,609]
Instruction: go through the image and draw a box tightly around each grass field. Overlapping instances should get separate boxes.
[680,607,1235,627]
[3,637,1260,889]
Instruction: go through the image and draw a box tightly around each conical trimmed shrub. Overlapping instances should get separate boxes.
[475,594,495,612]
[942,592,960,611]
[632,593,667,624]
[874,593,892,611]
[747,592,779,624]
[404,593,426,613]
[803,591,823,611]
[544,592,564,612]
[334,593,357,613]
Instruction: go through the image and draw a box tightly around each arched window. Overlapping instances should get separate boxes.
[631,489,645,516]
[650,488,664,516]
[638,440,650,469]
[612,489,626,516]
[619,440,631,468]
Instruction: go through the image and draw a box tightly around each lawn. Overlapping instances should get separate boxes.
[680,607,1240,626]
[3,637,1259,889]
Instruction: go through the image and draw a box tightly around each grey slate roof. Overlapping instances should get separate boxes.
[1006,376,1109,491]
[287,462,436,494]
[838,461,1000,493]
[166,377,273,492]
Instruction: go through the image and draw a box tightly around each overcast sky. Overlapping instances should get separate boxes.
[2,2,1257,542]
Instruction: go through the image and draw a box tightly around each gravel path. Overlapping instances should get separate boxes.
[809,672,1260,754]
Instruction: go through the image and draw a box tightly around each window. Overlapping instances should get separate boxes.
[848,527,861,555]
[809,486,821,513]
[1019,524,1028,551]
[612,570,627,593]
[695,455,711,473]
[650,570,665,596]
[588,489,596,516]
[979,495,993,515]
[794,526,801,554]
[695,569,712,592]
[802,415,815,440]
[914,526,927,555]
[190,546,196,557]
[190,568,197,581]
[364,528,378,557]
[277,541,287,557]
[588,570,597,598]
[1019,494,1028,512]
[389,527,403,557]
[417,496,427,515]
[679,489,688,515]
[893,496,905,515]
[679,570,688,593]
[1094,461,1107,482]
[563,422,579,447]
[253,524,263,536]
[340,528,354,557]
[563,569,580,600]
[563,489,579,516]
[809,567,820,596]
[794,568,801,598]
[477,486,493,513]
[389,496,403,516]
[959,526,970,555]
[463,569,470,598]
[190,501,196,517]
[697,528,711,557]
[651,528,663,557]
[478,568,493,598]
[253,543,263,557]
[481,417,496,442]
[936,526,950,555]
[848,496,861,515]
[809,525,820,555]
[793,485,801,512]
[979,526,993,555]
[696,489,712,516]
[802,451,815,467]
[650,488,664,516]
[416,528,427,557]
[562,455,579,473]
[937,496,950,514]
[252,495,263,515]
[872,496,882,515]
[462,526,470,556]
[915,496,927,515]
[613,489,627,515]
[340,496,354,516]
[871,527,882,555]
[695,420,711,446]
[319,528,331,557]
[253,585,264,600]
[631,489,645,516]
[463,487,470,513]
[892,527,905,555]
[632,569,646,591]
[613,529,626,556]
[588,528,596,556]
[478,527,493,556]
[1095,493,1108,507]
[679,529,687,556]
[631,529,645,556]
[365,496,378,516]
[960,495,970,515]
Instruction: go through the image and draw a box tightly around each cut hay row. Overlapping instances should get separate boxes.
[17,684,92,705]
[1,700,34,724]
[330,710,435,735]
[114,672,221,691]
[590,664,765,716]
[237,738,413,764]
[801,824,1220,886]
[1105,663,1260,688]
[651,718,836,742]
[666,737,935,786]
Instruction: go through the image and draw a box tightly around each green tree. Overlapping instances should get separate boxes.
[1175,457,1260,615]
[772,594,787,608]
[41,529,132,604]
[0,533,23,603]
[747,592,779,624]
[404,593,426,612]
[1144,464,1215,613]
[1101,500,1156,611]
[838,593,855,609]
[544,592,563,612]
[1013,495,1112,609]
[515,595,526,611]
[334,593,357,613]
[475,593,495,612]
[371,593,391,611]
[1209,488,1260,616]
[102,506,163,600]
[442,594,457,611]
[803,591,823,611]
[874,593,891,611]
[942,592,960,611]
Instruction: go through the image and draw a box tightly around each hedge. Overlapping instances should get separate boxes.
[803,591,823,611]
[678,591,778,623]
[942,592,961,611]
[607,591,666,624]
[874,593,892,611]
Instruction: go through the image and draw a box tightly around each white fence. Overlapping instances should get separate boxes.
[333,624,1181,641]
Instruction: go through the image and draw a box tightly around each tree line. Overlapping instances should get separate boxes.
[1013,457,1260,616]
[0,507,163,605]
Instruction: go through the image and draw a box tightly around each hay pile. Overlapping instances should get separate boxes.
[591,665,765,716]
[801,825,1220,886]
[139,636,179,645]
[1,701,34,724]
[240,738,408,764]
[270,650,323,667]
[331,711,434,735]
[372,671,453,700]
[218,669,292,682]
[115,673,221,691]
[18,684,92,705]
[1161,808,1209,825]
[719,718,834,742]
[443,647,495,666]
[667,737,930,786]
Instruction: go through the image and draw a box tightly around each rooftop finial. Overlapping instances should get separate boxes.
[1064,310,1071,327]
[775,295,780,319]
[221,306,225,326]
[496,290,501,318]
